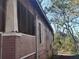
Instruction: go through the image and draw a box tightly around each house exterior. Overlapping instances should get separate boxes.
[0,0,54,59]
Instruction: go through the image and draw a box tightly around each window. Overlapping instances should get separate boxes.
[17,1,35,35]
[39,23,41,43]
[0,0,6,32]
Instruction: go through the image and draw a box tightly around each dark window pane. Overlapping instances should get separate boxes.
[0,0,6,32]
[17,1,35,35]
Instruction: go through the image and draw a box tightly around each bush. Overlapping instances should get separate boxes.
[52,32,77,55]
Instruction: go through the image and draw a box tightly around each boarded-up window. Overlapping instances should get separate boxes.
[0,0,6,32]
[17,1,35,35]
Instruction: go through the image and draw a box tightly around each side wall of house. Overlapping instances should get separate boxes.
[18,0,54,59]
[0,0,54,59]
[15,0,53,59]
[36,12,53,59]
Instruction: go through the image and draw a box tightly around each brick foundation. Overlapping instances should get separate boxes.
[0,33,36,59]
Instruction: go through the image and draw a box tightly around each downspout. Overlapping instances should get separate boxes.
[34,1,39,59]
[35,15,39,59]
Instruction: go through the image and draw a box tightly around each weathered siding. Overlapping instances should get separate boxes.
[36,13,53,59]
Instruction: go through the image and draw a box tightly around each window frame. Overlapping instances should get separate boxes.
[38,23,42,43]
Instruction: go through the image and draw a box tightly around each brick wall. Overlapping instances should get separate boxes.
[15,34,36,59]
[2,36,16,59]
[0,33,36,59]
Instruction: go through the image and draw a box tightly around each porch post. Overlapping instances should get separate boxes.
[5,0,18,32]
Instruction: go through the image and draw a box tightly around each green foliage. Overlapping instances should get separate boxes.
[53,32,77,55]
